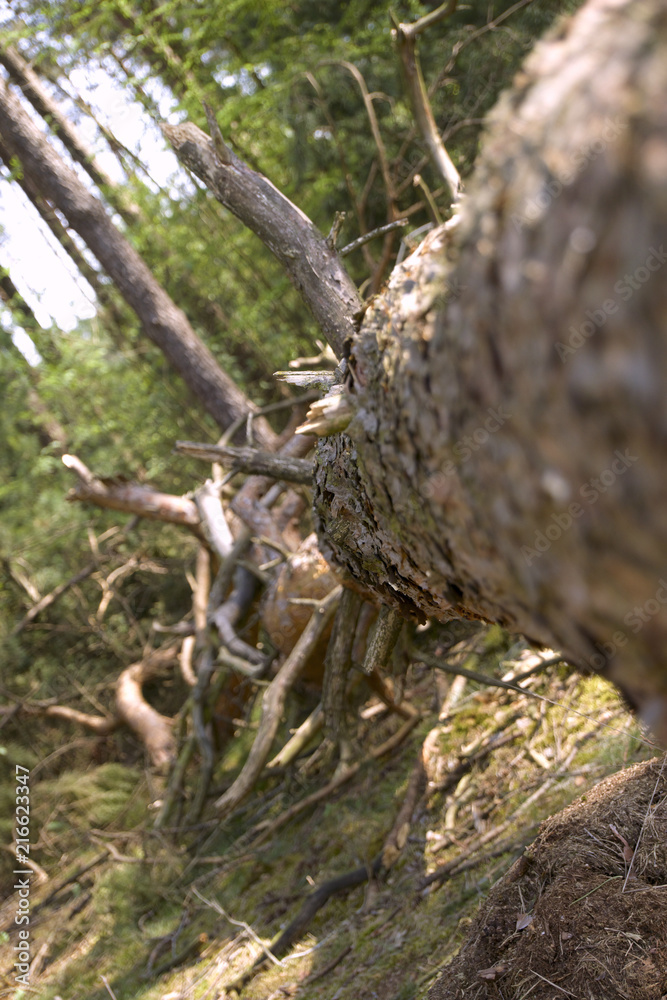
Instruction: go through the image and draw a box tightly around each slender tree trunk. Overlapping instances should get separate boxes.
[0,44,138,225]
[0,78,276,447]
[0,134,128,333]
[313,0,667,741]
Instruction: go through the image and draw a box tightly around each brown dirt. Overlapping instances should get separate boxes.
[428,754,667,1000]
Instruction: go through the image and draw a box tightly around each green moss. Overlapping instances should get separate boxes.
[46,763,146,828]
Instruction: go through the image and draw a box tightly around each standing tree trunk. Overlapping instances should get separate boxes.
[312,0,667,741]
[0,44,138,225]
[0,77,277,447]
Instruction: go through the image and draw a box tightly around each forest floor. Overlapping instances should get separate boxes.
[0,625,663,1000]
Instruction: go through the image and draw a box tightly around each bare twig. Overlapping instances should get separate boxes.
[267,703,324,769]
[214,586,342,815]
[321,60,397,219]
[193,887,283,966]
[392,6,461,201]
[340,218,409,256]
[12,560,99,635]
[176,441,315,484]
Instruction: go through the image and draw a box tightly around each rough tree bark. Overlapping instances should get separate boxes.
[0,76,276,447]
[311,0,667,742]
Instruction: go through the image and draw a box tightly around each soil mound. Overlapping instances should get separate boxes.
[429,754,667,999]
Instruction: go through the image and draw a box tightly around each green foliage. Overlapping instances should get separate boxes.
[46,762,144,827]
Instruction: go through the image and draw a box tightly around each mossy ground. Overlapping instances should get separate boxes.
[0,629,655,1000]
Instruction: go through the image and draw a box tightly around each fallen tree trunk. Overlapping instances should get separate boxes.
[311,0,667,743]
[161,0,667,744]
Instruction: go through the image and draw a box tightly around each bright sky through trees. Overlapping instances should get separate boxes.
[0,17,180,345]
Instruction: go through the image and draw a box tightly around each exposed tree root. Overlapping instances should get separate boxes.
[116,644,179,771]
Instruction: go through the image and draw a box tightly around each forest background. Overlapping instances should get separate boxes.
[1,2,662,999]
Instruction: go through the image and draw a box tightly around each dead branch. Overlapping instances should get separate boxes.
[393,6,462,201]
[63,454,202,531]
[193,480,234,558]
[208,528,252,611]
[176,442,315,485]
[267,702,324,769]
[211,566,267,668]
[179,636,197,687]
[162,121,361,360]
[43,705,119,734]
[214,586,342,815]
[193,543,210,646]
[116,644,179,772]
[12,560,99,636]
